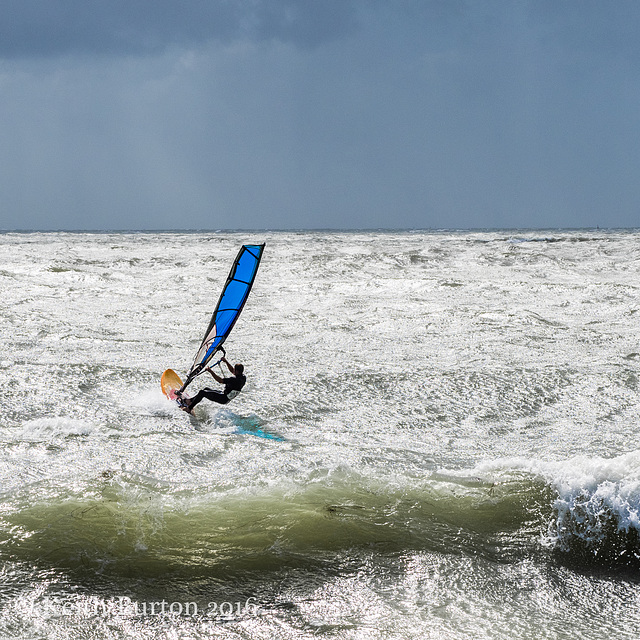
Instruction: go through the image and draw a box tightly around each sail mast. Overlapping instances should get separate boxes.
[180,243,265,391]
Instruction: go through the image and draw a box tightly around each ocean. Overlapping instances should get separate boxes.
[0,230,639,639]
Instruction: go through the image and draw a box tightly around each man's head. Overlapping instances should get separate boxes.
[234,363,244,376]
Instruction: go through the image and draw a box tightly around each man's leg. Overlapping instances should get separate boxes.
[187,388,229,409]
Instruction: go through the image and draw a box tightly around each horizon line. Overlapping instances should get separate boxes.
[1,226,637,234]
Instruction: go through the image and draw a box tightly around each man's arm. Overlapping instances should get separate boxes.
[206,367,225,384]
[221,357,235,374]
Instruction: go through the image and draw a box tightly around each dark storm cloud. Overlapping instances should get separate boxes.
[0,0,359,58]
[3,0,639,61]
[2,1,640,230]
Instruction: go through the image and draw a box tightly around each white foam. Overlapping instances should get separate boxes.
[128,388,178,415]
[472,452,640,549]
[19,417,98,439]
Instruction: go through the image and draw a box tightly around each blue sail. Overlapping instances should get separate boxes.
[184,243,264,388]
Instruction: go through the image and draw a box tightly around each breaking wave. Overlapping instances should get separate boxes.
[2,450,639,577]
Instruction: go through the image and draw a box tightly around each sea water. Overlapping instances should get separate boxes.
[0,230,639,639]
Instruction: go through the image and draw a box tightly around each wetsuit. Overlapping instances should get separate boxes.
[187,373,246,409]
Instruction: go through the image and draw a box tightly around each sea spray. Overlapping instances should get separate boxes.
[474,452,640,567]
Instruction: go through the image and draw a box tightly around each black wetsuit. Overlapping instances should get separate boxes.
[188,374,246,409]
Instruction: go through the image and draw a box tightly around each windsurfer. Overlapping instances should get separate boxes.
[177,357,246,412]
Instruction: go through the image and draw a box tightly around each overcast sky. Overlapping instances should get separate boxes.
[1,0,639,230]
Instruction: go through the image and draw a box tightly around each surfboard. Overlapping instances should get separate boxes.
[161,369,192,412]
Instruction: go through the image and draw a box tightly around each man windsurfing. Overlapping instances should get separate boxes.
[176,356,246,413]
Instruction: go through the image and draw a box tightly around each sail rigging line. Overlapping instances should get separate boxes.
[179,243,265,393]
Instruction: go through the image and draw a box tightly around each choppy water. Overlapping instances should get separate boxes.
[1,230,639,639]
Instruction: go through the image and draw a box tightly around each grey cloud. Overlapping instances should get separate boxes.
[0,0,360,58]
[3,1,639,61]
[2,1,640,230]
